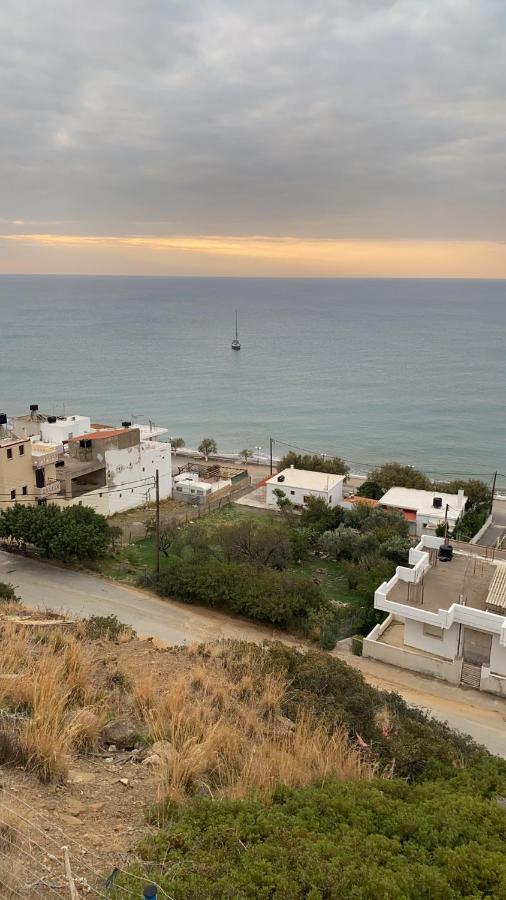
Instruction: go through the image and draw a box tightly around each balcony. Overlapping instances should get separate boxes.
[32,449,60,468]
[34,480,61,499]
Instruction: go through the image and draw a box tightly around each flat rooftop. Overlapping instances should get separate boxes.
[267,467,345,492]
[379,487,466,520]
[389,553,497,613]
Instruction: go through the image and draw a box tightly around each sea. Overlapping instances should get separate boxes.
[0,276,504,482]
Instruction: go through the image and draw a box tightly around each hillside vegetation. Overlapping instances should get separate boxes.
[0,588,505,898]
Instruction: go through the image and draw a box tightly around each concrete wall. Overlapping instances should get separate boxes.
[404,617,460,660]
[480,667,506,697]
[363,622,463,684]
[490,634,506,677]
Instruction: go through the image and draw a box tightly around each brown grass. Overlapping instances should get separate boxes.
[0,611,375,800]
[134,646,375,807]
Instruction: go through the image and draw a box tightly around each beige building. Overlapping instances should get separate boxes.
[0,426,60,509]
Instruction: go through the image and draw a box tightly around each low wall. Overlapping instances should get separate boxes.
[470,515,493,544]
[363,631,463,685]
[480,667,506,697]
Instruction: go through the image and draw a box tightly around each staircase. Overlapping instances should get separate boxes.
[461,662,482,689]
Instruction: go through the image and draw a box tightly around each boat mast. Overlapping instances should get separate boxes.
[235,310,238,341]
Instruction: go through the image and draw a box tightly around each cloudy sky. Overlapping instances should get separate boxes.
[0,0,505,276]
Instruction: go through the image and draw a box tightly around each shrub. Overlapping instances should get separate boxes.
[124,774,506,899]
[148,559,324,627]
[0,503,114,560]
[351,634,363,656]
[84,614,126,641]
[278,451,349,475]
[358,461,431,495]
[0,582,17,603]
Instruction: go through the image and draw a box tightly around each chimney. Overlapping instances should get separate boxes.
[457,488,465,505]
[290,464,294,469]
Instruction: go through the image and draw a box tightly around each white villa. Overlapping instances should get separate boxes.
[363,534,506,696]
[378,487,468,535]
[266,466,345,509]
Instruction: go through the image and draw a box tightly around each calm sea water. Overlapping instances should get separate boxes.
[0,276,504,479]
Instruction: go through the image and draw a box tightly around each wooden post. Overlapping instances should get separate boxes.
[155,469,160,575]
[62,846,78,900]
[490,471,497,516]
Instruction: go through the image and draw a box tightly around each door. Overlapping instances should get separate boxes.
[462,628,492,666]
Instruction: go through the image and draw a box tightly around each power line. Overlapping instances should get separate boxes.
[271,436,504,480]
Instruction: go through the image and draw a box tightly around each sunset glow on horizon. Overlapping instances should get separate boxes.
[2,232,506,278]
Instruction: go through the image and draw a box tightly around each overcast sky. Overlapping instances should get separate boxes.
[0,0,505,275]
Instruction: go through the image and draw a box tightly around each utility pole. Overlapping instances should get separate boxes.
[155,469,160,575]
[269,437,274,475]
[490,471,497,516]
[444,503,449,544]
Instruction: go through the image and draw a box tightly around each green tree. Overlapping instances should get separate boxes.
[299,496,346,532]
[198,437,217,461]
[273,488,297,526]
[239,448,253,463]
[0,503,113,561]
[278,451,349,476]
[358,461,431,496]
[435,478,491,508]
[170,437,185,452]
[217,520,293,569]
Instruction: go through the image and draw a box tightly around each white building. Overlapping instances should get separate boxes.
[62,425,172,515]
[378,487,467,535]
[363,535,506,696]
[266,466,345,509]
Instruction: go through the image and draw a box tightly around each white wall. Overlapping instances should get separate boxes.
[403,618,460,660]
[490,634,506,677]
[266,482,342,509]
[41,416,91,444]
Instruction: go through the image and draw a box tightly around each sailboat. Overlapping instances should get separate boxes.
[231,310,241,351]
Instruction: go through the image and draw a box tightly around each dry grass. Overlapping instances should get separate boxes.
[0,622,110,782]
[135,645,375,808]
[0,612,375,801]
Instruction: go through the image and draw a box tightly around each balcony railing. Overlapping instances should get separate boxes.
[32,449,60,468]
[34,480,61,498]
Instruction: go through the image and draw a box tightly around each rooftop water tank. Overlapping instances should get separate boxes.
[47,415,57,423]
[438,544,453,562]
[277,475,285,482]
[0,414,7,426]
[433,497,443,509]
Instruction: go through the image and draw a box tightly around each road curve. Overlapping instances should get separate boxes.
[1,549,505,757]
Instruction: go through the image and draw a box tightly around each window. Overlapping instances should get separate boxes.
[423,624,444,640]
[7,448,12,459]
[19,444,25,456]
[290,490,295,496]
[10,489,16,500]
[22,486,27,496]
[176,486,183,492]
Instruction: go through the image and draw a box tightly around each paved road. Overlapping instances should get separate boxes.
[0,549,292,647]
[1,549,505,757]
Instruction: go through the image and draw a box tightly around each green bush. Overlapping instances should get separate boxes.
[84,614,127,641]
[0,581,17,602]
[148,559,324,627]
[351,634,363,656]
[278,451,349,475]
[118,771,506,899]
[0,503,113,560]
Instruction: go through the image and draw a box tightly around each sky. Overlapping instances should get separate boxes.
[0,0,505,277]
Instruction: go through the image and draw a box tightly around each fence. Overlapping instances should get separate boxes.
[0,783,166,898]
[117,481,253,544]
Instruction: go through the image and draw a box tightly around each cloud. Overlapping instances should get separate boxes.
[0,0,504,264]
